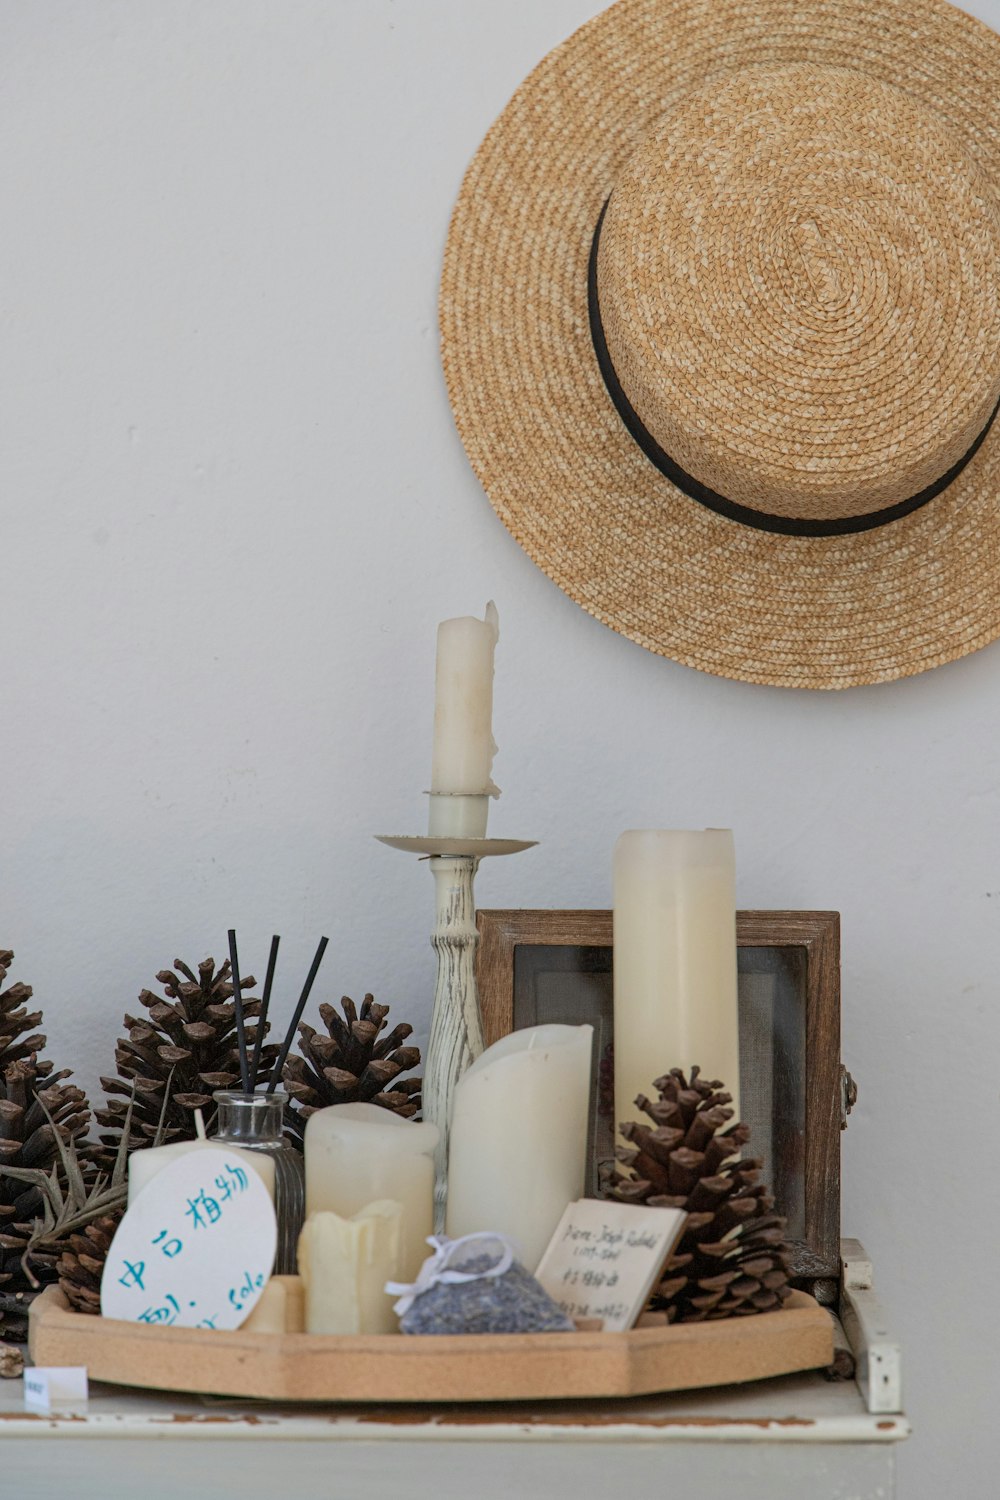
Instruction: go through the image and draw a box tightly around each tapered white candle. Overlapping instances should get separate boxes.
[304,1103,439,1283]
[428,601,499,838]
[298,1202,403,1335]
[445,1024,593,1271]
[613,829,739,1126]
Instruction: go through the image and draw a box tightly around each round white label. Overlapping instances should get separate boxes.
[100,1147,278,1331]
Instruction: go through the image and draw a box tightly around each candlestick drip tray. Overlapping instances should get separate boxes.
[29,1288,831,1403]
[375,835,537,857]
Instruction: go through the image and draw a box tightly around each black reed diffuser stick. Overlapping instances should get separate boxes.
[250,934,281,1087]
[227,927,251,1095]
[267,935,329,1094]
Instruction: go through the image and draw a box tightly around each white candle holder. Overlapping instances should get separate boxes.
[376,806,536,1229]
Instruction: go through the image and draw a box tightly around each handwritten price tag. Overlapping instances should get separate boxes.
[101,1147,277,1331]
[534,1199,687,1332]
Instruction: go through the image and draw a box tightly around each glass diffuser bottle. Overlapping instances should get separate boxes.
[213,1089,305,1274]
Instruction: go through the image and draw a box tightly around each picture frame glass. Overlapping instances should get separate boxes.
[512,942,807,1238]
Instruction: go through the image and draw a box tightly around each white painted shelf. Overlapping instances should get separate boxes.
[0,1239,907,1499]
[0,1365,908,1499]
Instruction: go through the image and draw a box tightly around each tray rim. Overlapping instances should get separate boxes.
[29,1286,833,1404]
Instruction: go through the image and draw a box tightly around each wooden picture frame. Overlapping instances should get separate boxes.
[476,909,843,1285]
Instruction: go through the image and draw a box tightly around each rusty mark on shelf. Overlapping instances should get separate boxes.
[156,1414,269,1426]
[353,1408,817,1431]
[0,1412,87,1423]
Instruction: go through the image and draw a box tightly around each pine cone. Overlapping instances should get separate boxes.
[606,1067,792,1324]
[283,993,422,1145]
[0,952,91,1340]
[0,949,47,1068]
[96,956,279,1155]
[56,1211,123,1315]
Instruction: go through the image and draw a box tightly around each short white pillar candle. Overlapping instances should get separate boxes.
[127,1133,275,1205]
[304,1103,439,1283]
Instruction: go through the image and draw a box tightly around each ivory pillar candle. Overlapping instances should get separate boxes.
[127,1136,275,1206]
[613,829,739,1125]
[445,1024,593,1271]
[428,601,499,838]
[304,1103,439,1283]
[298,1201,403,1335]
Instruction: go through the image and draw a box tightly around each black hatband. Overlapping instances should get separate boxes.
[588,198,1000,537]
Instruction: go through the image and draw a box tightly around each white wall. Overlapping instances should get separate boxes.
[2,1,998,1490]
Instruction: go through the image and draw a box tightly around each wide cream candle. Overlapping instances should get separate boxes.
[298,1201,403,1335]
[613,829,739,1127]
[127,1134,275,1205]
[304,1103,438,1283]
[445,1024,593,1271]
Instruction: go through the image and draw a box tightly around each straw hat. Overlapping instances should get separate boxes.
[440,0,1000,688]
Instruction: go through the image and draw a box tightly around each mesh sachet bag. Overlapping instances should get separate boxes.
[387,1232,574,1335]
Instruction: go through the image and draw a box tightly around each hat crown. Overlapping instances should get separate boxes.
[596,64,1000,522]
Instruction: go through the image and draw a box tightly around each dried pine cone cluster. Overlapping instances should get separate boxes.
[607,1067,792,1323]
[0,945,426,1334]
[283,993,421,1144]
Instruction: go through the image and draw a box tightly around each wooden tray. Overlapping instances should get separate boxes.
[29,1287,832,1403]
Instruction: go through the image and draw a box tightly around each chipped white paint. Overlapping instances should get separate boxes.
[0,1365,908,1497]
[842,1284,904,1415]
[839,1239,903,1415]
[0,1410,911,1445]
[0,1365,909,1443]
[841,1239,875,1292]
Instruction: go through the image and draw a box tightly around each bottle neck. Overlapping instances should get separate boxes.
[213,1089,287,1144]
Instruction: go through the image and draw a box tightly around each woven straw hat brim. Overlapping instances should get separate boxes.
[440,0,1000,689]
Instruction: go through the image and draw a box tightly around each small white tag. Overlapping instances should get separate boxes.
[24,1366,89,1413]
[534,1200,688,1332]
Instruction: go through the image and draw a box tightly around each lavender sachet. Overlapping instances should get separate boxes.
[386,1232,575,1335]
